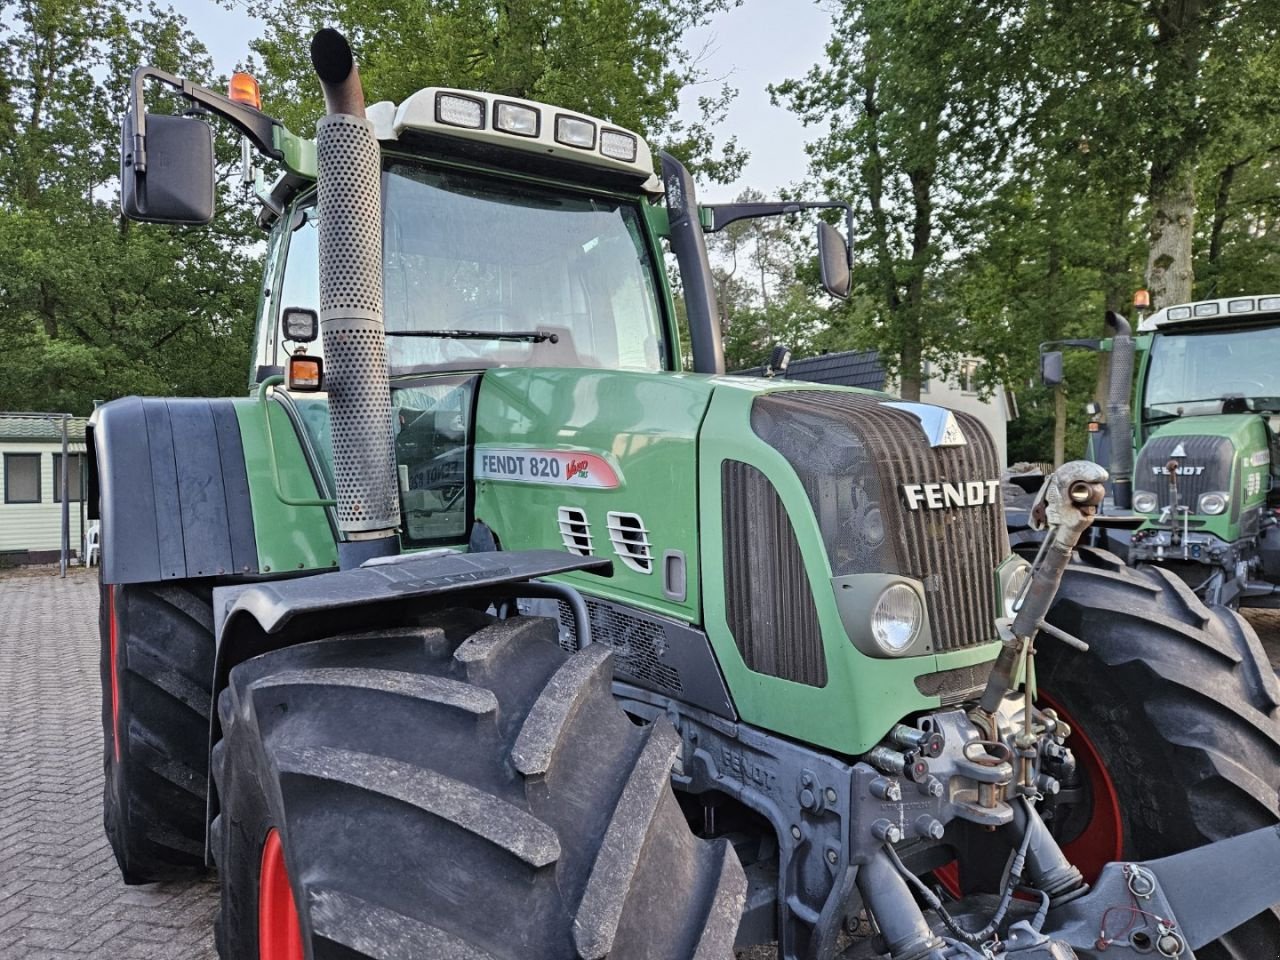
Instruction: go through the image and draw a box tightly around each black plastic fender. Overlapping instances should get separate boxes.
[90,397,259,584]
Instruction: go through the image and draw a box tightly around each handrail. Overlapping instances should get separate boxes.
[257,376,338,507]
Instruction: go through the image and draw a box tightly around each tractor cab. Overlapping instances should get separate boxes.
[1127,296,1280,602]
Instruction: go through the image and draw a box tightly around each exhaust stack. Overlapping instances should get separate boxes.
[1104,310,1135,510]
[310,29,401,565]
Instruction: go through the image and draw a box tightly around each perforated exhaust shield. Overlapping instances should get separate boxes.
[315,113,400,535]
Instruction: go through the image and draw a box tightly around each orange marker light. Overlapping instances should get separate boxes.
[287,354,323,392]
[1133,288,1150,310]
[229,72,261,110]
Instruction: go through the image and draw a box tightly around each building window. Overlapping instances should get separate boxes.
[920,361,931,394]
[52,453,85,502]
[960,358,982,395]
[4,453,41,504]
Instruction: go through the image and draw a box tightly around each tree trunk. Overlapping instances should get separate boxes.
[1145,162,1196,308]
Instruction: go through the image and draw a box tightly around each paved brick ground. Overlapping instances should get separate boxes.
[0,568,218,959]
[0,567,1276,960]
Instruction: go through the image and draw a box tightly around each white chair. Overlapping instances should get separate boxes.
[84,521,100,567]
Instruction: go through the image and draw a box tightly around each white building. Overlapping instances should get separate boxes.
[0,414,90,566]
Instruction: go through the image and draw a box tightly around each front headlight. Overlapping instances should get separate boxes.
[871,583,923,655]
[1133,490,1159,513]
[1001,560,1032,618]
[1198,492,1229,515]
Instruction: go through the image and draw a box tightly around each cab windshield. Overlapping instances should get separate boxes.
[1143,324,1280,419]
[275,160,668,373]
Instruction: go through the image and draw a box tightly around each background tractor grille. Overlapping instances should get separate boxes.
[1135,434,1234,513]
[748,392,1007,652]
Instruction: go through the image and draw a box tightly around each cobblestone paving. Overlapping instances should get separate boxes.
[0,569,218,959]
[0,568,1276,960]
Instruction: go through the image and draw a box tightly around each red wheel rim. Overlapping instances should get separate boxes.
[1038,690,1123,883]
[259,828,304,960]
[934,691,1124,895]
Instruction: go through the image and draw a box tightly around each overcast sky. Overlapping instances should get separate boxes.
[171,0,833,202]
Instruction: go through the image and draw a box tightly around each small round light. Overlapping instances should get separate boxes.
[1199,492,1228,515]
[1133,491,1159,513]
[1002,562,1031,618]
[871,584,923,655]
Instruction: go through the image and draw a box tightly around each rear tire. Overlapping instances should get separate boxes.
[1039,547,1280,960]
[211,611,746,959]
[100,580,214,883]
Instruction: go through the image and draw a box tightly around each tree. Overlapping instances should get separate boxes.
[246,0,746,183]
[774,0,1026,400]
[0,0,261,414]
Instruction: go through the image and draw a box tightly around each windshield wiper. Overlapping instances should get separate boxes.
[386,329,559,344]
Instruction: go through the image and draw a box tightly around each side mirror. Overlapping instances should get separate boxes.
[281,307,319,343]
[1040,350,1064,387]
[120,112,215,225]
[817,222,851,300]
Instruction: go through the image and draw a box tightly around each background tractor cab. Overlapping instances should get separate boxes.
[1039,294,1280,607]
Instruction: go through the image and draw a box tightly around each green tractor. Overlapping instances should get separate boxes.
[94,30,1280,960]
[1039,296,1280,609]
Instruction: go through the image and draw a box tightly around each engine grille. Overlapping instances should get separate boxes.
[721,460,828,686]
[1134,434,1235,514]
[556,599,683,695]
[749,392,1007,652]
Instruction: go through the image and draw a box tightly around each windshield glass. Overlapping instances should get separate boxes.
[275,161,667,373]
[1143,324,1280,418]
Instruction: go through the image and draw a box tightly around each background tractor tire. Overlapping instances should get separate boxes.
[211,610,746,960]
[100,580,215,883]
[1038,547,1280,960]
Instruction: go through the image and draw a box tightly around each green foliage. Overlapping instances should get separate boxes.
[0,0,260,415]
[247,0,746,183]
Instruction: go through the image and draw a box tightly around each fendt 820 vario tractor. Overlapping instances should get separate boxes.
[1040,296,1280,610]
[94,31,1280,960]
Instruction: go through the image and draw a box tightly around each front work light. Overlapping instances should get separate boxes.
[495,101,539,137]
[555,114,596,149]
[871,583,923,655]
[436,93,485,129]
[1133,491,1159,513]
[1198,492,1229,516]
[600,129,638,162]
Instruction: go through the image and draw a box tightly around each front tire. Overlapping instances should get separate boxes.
[211,611,746,959]
[100,580,214,883]
[1039,547,1280,960]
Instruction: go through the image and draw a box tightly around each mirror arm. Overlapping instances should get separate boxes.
[129,65,283,174]
[706,200,854,265]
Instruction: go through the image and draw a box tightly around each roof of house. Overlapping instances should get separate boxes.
[0,414,89,444]
[734,349,887,391]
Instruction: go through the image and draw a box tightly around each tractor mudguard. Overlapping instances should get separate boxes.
[210,547,609,706]
[90,396,259,584]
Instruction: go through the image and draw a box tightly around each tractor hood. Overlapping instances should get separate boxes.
[1134,413,1273,532]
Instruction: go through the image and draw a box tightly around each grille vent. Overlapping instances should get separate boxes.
[607,512,653,574]
[556,600,683,694]
[557,506,593,556]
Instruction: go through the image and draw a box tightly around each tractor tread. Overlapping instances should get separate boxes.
[573,720,683,960]
[252,667,499,716]
[512,644,614,777]
[274,743,561,868]
[309,887,501,960]
[100,581,214,883]
[213,612,743,959]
